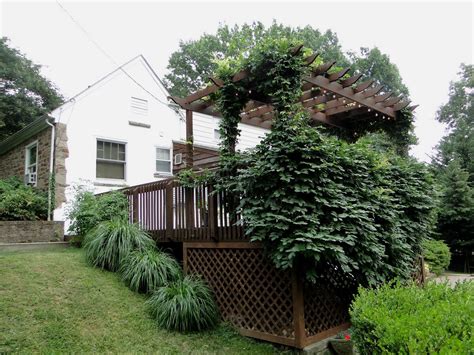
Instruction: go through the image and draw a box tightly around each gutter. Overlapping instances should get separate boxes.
[45,116,56,221]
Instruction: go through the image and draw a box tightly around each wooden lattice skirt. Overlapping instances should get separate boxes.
[183,242,356,348]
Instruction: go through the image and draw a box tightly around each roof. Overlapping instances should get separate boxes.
[0,115,52,156]
[169,45,417,130]
[0,55,170,156]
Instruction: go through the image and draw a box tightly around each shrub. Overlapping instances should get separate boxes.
[0,177,48,221]
[423,239,451,275]
[83,219,154,271]
[66,188,129,237]
[120,248,181,293]
[147,275,219,332]
[350,281,474,354]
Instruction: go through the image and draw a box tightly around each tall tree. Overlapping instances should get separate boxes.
[349,47,409,96]
[437,160,474,271]
[434,64,474,182]
[0,37,63,141]
[165,22,408,99]
[433,64,474,271]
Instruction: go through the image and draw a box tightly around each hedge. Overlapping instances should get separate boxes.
[350,281,474,354]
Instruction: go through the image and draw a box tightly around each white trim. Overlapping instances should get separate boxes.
[155,145,172,174]
[24,140,39,187]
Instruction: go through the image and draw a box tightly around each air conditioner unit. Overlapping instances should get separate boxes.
[25,173,37,185]
[174,153,183,165]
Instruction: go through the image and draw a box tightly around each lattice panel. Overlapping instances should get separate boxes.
[303,270,356,337]
[185,246,295,339]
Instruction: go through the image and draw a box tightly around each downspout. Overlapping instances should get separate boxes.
[45,116,56,221]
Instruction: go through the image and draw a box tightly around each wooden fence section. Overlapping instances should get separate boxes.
[183,242,355,349]
[123,178,245,242]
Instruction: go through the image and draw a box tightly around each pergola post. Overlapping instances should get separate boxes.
[185,109,194,168]
[185,109,195,231]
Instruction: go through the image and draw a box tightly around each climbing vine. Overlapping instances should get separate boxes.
[181,37,435,285]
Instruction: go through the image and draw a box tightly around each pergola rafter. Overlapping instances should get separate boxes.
[168,46,417,138]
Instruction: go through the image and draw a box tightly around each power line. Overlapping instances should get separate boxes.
[55,0,172,108]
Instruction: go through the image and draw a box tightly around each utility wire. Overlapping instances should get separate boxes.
[55,0,172,108]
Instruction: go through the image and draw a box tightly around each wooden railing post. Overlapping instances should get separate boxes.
[207,184,218,241]
[132,189,139,223]
[166,181,174,240]
[292,260,306,348]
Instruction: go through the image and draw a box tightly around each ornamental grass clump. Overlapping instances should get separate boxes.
[120,248,181,293]
[83,218,154,271]
[146,275,219,332]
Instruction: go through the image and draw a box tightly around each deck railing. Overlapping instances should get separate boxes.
[121,178,245,242]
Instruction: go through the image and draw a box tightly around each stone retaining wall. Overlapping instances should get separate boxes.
[0,221,64,243]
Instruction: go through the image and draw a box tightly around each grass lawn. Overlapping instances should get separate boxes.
[0,248,285,353]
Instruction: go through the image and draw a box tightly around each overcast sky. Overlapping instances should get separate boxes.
[1,0,472,161]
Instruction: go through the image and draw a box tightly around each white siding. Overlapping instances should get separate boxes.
[52,56,182,224]
[191,112,269,151]
[50,55,269,229]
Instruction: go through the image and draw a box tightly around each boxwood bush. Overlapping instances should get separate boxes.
[350,281,474,354]
[423,239,451,275]
[0,177,47,220]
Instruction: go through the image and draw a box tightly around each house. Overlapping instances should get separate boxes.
[0,55,268,227]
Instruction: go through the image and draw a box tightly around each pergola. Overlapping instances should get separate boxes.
[169,45,417,167]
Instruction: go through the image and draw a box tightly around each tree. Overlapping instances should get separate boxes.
[164,22,408,99]
[434,64,474,182]
[437,160,474,271]
[433,64,474,271]
[349,47,409,96]
[0,37,63,141]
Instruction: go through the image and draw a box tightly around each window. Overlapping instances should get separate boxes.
[156,147,171,173]
[25,142,38,186]
[96,140,126,179]
[131,97,148,115]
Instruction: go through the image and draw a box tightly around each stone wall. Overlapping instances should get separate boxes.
[0,123,68,208]
[54,123,69,207]
[0,221,64,243]
[0,126,53,191]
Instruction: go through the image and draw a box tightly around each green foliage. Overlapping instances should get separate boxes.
[146,275,219,332]
[433,64,474,271]
[350,281,474,354]
[120,248,181,293]
[83,219,155,271]
[433,64,473,182]
[176,168,215,188]
[0,37,63,140]
[164,22,348,98]
[165,22,413,152]
[349,47,409,96]
[66,187,129,237]
[437,160,474,251]
[238,119,437,286]
[422,239,451,275]
[0,177,47,220]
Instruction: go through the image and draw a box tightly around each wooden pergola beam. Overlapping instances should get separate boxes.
[327,67,350,82]
[340,74,362,87]
[303,76,395,118]
[374,92,393,103]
